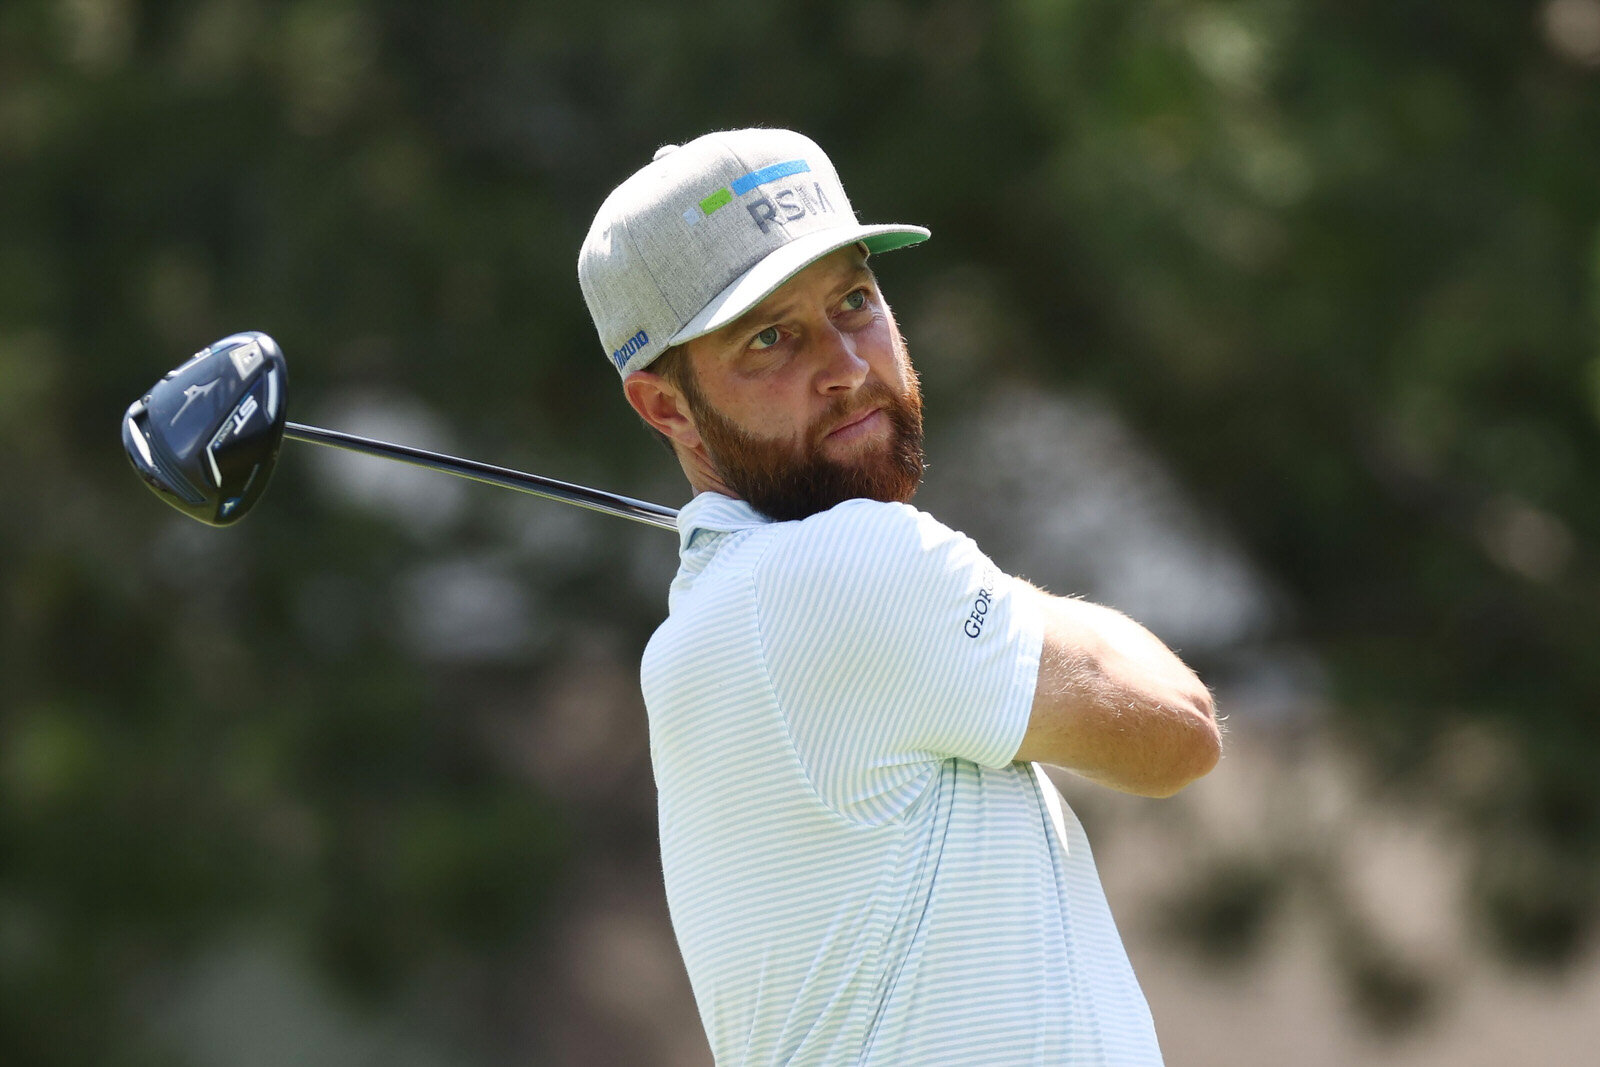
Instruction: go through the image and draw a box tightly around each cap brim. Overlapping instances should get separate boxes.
[668,223,930,346]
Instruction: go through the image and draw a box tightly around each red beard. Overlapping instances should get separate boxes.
[689,373,926,522]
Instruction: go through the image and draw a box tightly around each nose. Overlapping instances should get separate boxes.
[812,326,869,395]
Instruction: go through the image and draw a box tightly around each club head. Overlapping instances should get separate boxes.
[122,331,288,526]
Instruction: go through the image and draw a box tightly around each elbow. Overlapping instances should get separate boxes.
[1158,728,1222,797]
[1148,693,1222,798]
[1126,691,1221,799]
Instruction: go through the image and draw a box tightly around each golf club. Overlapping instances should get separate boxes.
[122,331,680,531]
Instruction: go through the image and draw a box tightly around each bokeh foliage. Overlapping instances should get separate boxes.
[2,1,1597,1062]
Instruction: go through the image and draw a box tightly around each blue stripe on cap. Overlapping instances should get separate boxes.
[730,159,810,196]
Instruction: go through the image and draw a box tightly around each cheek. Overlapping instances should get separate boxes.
[700,378,811,442]
[868,324,910,385]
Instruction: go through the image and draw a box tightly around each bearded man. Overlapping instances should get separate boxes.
[578,128,1220,1066]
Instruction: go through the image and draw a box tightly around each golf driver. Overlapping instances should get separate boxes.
[122,331,679,531]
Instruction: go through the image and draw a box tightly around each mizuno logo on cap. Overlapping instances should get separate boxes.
[612,329,649,370]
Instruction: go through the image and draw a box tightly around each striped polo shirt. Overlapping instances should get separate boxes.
[641,493,1163,1066]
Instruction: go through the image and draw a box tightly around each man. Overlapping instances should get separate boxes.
[578,129,1220,1065]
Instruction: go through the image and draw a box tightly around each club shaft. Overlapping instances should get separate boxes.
[283,422,679,531]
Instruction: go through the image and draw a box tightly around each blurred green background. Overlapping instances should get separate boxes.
[3,1,1598,1064]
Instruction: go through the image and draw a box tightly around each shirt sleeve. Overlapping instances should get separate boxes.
[751,500,1045,823]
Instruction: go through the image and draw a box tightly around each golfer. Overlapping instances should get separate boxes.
[579,129,1220,1065]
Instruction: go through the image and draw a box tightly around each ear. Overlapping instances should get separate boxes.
[624,370,702,448]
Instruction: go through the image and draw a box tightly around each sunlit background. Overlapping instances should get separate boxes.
[4,1,1599,1064]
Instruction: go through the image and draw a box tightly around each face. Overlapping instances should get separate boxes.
[671,247,925,521]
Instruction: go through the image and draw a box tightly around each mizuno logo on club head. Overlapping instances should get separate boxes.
[171,378,219,425]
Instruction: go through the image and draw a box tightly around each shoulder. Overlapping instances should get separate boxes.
[751,500,989,610]
[758,500,963,574]
[775,499,964,559]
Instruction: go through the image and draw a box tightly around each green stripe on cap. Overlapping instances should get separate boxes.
[699,188,733,215]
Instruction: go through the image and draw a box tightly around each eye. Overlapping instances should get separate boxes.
[749,326,781,350]
[841,289,868,312]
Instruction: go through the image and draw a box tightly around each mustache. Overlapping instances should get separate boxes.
[806,380,901,450]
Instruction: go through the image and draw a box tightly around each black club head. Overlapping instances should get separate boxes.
[122,331,288,526]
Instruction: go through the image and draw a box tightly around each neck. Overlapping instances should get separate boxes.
[677,443,737,501]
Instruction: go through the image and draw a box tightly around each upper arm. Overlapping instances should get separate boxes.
[1014,586,1221,798]
[755,503,1042,818]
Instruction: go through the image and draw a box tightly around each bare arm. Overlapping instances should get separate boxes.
[1014,586,1221,797]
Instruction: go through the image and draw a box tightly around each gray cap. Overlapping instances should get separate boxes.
[578,128,930,378]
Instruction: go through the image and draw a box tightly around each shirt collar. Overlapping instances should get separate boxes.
[676,491,771,553]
